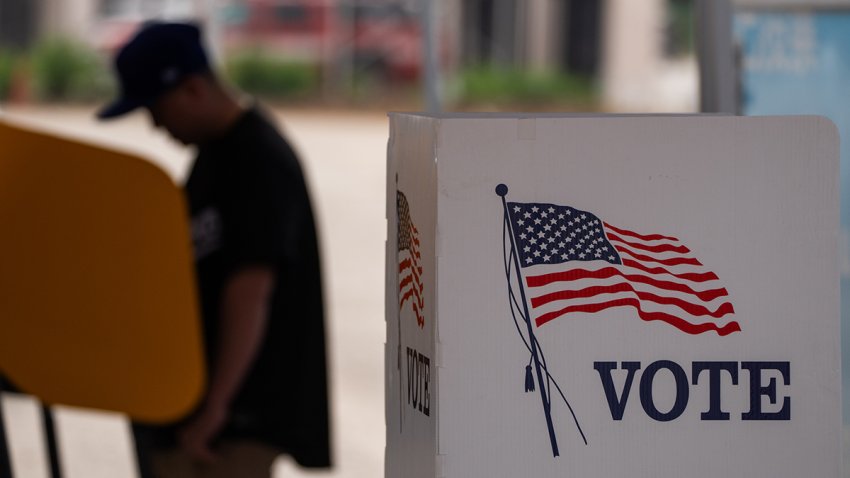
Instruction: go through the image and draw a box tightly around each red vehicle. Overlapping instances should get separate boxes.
[343,1,423,82]
[220,0,333,62]
[93,0,425,83]
[222,0,423,83]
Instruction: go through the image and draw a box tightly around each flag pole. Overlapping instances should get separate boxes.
[497,184,560,457]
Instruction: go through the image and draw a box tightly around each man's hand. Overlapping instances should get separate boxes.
[179,266,275,463]
[178,402,229,463]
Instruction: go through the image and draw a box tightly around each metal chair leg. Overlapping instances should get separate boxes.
[0,377,16,478]
[40,406,62,478]
[0,376,64,478]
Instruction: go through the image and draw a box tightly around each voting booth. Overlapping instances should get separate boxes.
[0,118,204,422]
[385,113,841,477]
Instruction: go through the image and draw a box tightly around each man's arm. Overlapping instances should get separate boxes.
[179,266,275,462]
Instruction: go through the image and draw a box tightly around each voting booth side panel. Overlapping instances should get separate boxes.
[0,119,204,422]
[431,115,840,477]
[386,114,439,478]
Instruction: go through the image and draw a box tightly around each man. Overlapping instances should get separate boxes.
[97,22,331,477]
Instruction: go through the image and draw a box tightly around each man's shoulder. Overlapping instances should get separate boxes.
[241,106,279,134]
[225,109,300,171]
[237,108,293,149]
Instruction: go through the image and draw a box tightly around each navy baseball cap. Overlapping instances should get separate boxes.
[97,22,210,120]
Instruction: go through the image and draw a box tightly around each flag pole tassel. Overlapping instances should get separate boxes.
[525,365,535,392]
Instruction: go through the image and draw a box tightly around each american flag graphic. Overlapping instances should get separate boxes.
[507,201,740,336]
[398,191,424,328]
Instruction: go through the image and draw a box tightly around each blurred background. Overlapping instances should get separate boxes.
[1,0,849,477]
[0,0,699,113]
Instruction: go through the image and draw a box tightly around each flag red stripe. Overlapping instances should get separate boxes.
[400,284,425,328]
[400,258,423,289]
[621,259,718,282]
[399,261,423,281]
[529,282,734,317]
[534,297,741,336]
[603,223,678,242]
[526,267,729,302]
[399,270,424,307]
[399,273,414,291]
[400,250,424,308]
[399,280,424,309]
[616,245,703,267]
[606,233,690,254]
[399,286,416,306]
[400,205,424,328]
[410,226,421,257]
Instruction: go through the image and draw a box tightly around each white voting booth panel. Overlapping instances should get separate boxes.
[385,113,840,478]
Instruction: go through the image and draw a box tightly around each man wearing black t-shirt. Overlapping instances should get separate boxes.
[98,22,330,477]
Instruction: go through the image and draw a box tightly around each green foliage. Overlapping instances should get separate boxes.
[30,38,114,102]
[457,66,597,109]
[0,50,15,101]
[666,0,695,56]
[225,51,318,99]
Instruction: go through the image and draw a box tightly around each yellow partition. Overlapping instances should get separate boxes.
[0,119,204,423]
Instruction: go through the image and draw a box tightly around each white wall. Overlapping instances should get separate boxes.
[602,0,698,112]
[526,0,562,72]
[39,0,99,41]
